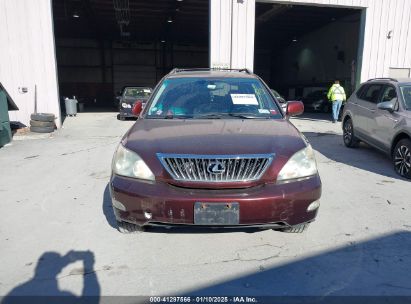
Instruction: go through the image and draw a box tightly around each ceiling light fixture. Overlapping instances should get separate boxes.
[113,0,130,37]
[72,12,80,18]
[292,37,298,42]
[161,40,166,43]
[167,17,173,23]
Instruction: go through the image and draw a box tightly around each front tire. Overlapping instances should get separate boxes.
[343,118,359,148]
[280,223,309,233]
[117,221,145,233]
[393,139,411,179]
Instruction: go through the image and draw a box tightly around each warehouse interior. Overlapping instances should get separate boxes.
[52,0,209,110]
[254,2,363,101]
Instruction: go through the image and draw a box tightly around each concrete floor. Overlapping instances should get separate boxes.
[0,112,410,298]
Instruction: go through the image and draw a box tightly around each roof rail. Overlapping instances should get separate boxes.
[367,77,398,82]
[169,68,252,74]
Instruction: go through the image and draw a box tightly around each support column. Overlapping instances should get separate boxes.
[210,0,255,71]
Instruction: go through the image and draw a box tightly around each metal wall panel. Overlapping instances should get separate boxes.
[210,0,411,83]
[0,0,61,128]
[210,0,232,68]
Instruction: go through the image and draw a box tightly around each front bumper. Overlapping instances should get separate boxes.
[110,174,322,227]
[119,107,135,117]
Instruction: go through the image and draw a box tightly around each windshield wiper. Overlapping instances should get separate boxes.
[228,113,268,119]
[147,114,193,119]
[194,113,263,119]
[194,113,225,119]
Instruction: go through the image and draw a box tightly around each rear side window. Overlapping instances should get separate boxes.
[360,84,383,103]
[356,85,366,98]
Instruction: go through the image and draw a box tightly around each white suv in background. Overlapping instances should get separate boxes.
[342,78,411,179]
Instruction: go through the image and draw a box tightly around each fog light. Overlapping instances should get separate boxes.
[144,211,152,219]
[307,200,320,212]
[112,197,126,211]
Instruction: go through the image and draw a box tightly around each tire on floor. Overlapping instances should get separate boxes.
[30,126,55,133]
[30,113,55,122]
[30,120,55,128]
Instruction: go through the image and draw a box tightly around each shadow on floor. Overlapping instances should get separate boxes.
[1,250,100,303]
[294,112,333,122]
[305,131,407,181]
[102,184,117,230]
[185,231,411,300]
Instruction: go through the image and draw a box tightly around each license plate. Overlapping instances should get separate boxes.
[194,202,239,225]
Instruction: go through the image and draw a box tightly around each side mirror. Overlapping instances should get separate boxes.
[377,101,395,112]
[132,101,143,116]
[287,100,304,116]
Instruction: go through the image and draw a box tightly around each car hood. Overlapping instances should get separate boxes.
[122,119,308,187]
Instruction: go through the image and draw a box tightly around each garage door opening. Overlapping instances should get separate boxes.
[52,0,209,112]
[254,2,363,111]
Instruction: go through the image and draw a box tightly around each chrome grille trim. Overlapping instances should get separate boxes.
[157,153,274,183]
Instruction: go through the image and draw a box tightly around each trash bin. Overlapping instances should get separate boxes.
[0,83,18,147]
[65,97,78,116]
[78,102,85,113]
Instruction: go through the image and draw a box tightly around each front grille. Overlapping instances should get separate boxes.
[157,153,274,182]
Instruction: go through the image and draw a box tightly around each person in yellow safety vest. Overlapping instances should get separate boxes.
[327,80,346,123]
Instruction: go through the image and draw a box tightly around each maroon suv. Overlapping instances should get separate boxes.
[110,68,322,233]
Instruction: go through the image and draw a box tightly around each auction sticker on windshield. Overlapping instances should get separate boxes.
[230,94,259,105]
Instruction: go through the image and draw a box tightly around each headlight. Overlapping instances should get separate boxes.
[112,144,155,181]
[277,145,318,182]
[122,103,131,108]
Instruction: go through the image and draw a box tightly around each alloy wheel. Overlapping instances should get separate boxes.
[343,120,353,144]
[394,145,411,177]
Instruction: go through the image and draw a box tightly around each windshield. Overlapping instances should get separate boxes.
[146,77,282,119]
[124,87,152,98]
[400,86,411,110]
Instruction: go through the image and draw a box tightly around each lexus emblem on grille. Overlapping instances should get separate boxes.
[207,161,226,174]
